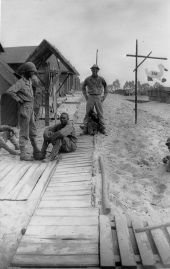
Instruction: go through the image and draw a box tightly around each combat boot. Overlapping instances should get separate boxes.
[9,135,20,150]
[20,146,33,161]
[39,141,48,160]
[30,139,42,160]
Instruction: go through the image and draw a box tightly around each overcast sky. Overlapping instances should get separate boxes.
[1,0,170,86]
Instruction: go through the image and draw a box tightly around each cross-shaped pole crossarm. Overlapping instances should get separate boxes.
[133,51,152,72]
[126,54,167,60]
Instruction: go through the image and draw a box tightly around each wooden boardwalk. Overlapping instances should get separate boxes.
[7,99,170,269]
[9,135,100,268]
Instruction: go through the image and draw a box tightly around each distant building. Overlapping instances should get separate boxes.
[148,86,170,103]
[0,39,80,125]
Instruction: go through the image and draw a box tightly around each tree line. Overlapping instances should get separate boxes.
[108,79,164,95]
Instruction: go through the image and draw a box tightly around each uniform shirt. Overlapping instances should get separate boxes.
[46,121,77,144]
[82,75,107,95]
[7,77,34,103]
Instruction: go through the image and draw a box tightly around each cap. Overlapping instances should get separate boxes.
[90,64,100,70]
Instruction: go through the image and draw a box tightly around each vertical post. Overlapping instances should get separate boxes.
[96,49,98,65]
[135,40,138,124]
[45,64,50,126]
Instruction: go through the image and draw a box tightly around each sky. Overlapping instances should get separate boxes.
[1,0,170,87]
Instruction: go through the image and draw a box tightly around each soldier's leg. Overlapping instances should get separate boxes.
[29,110,41,160]
[94,96,105,134]
[9,134,19,150]
[60,137,77,153]
[49,139,63,161]
[0,137,19,155]
[83,96,95,133]
[19,105,33,161]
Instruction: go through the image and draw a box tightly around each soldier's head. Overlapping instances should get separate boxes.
[18,62,38,80]
[166,137,170,151]
[90,64,100,77]
[60,112,69,126]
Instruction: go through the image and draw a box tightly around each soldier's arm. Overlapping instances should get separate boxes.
[50,123,73,141]
[102,78,108,101]
[6,80,23,103]
[82,79,88,101]
[0,125,15,134]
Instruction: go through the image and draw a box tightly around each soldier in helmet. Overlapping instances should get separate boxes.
[163,137,170,172]
[82,64,108,134]
[6,62,41,161]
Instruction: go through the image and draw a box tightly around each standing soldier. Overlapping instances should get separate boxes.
[82,64,108,134]
[6,62,41,161]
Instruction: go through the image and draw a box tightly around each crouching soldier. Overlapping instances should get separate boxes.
[163,138,170,172]
[0,125,19,155]
[40,112,77,161]
[6,62,41,161]
[80,109,99,135]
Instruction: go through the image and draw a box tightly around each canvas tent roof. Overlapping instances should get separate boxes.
[1,40,79,75]
[26,39,79,75]
[0,58,18,86]
[0,46,36,64]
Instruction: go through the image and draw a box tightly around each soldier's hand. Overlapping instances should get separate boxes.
[7,127,15,135]
[101,96,105,102]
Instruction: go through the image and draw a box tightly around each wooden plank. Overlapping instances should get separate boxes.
[52,171,92,176]
[132,217,155,266]
[39,200,91,208]
[11,254,99,267]
[50,176,90,183]
[17,163,47,200]
[46,185,91,191]
[0,164,16,183]
[9,163,36,199]
[44,190,91,196]
[42,195,91,200]
[29,216,98,226]
[0,163,31,199]
[115,213,137,268]
[35,207,98,217]
[55,168,92,174]
[28,162,56,201]
[135,222,170,233]
[48,181,91,187]
[56,162,92,168]
[25,225,98,239]
[100,215,115,268]
[149,222,170,265]
[16,238,98,255]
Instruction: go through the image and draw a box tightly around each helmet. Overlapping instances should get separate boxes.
[166,137,170,146]
[19,62,37,74]
[90,64,100,70]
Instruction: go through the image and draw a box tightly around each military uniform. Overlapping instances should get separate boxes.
[82,68,107,132]
[41,120,77,160]
[6,77,37,148]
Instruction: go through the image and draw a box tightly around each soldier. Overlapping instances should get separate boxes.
[6,62,41,161]
[82,64,108,134]
[0,125,19,155]
[40,112,77,161]
[163,137,170,172]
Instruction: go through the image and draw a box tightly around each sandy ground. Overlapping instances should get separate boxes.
[1,92,170,268]
[95,93,170,222]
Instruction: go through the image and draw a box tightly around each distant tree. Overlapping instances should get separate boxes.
[112,79,120,91]
[153,82,163,89]
[123,80,135,95]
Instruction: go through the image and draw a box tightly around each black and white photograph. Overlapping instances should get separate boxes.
[0,0,170,268]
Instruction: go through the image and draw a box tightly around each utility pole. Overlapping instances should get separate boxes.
[96,49,98,65]
[127,40,167,124]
